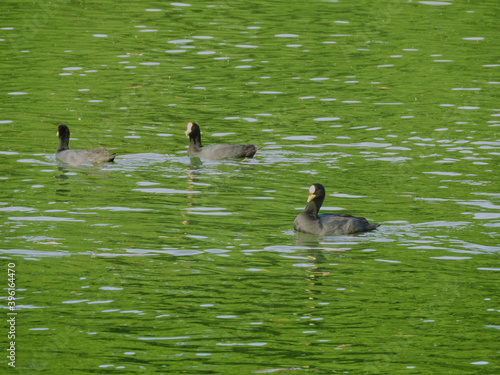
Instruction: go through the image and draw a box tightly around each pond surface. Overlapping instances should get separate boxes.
[1,0,499,373]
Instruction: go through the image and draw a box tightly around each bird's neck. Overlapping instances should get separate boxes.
[57,140,69,152]
[304,201,320,217]
[189,136,202,150]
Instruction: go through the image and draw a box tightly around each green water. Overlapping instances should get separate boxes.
[1,0,499,374]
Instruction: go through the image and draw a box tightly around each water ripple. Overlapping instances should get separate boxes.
[132,188,200,194]
[8,216,84,222]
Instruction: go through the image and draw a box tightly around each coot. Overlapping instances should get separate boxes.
[294,183,379,235]
[56,124,116,165]
[185,122,258,160]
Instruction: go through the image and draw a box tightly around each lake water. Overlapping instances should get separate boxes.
[1,0,499,373]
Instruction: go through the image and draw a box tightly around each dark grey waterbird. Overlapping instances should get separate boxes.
[56,124,116,165]
[294,183,380,235]
[185,122,258,160]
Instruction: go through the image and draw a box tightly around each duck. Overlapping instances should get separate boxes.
[293,183,380,235]
[185,122,258,160]
[56,124,116,166]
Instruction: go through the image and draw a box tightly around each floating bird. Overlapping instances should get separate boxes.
[56,124,116,165]
[185,122,258,160]
[294,183,380,235]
